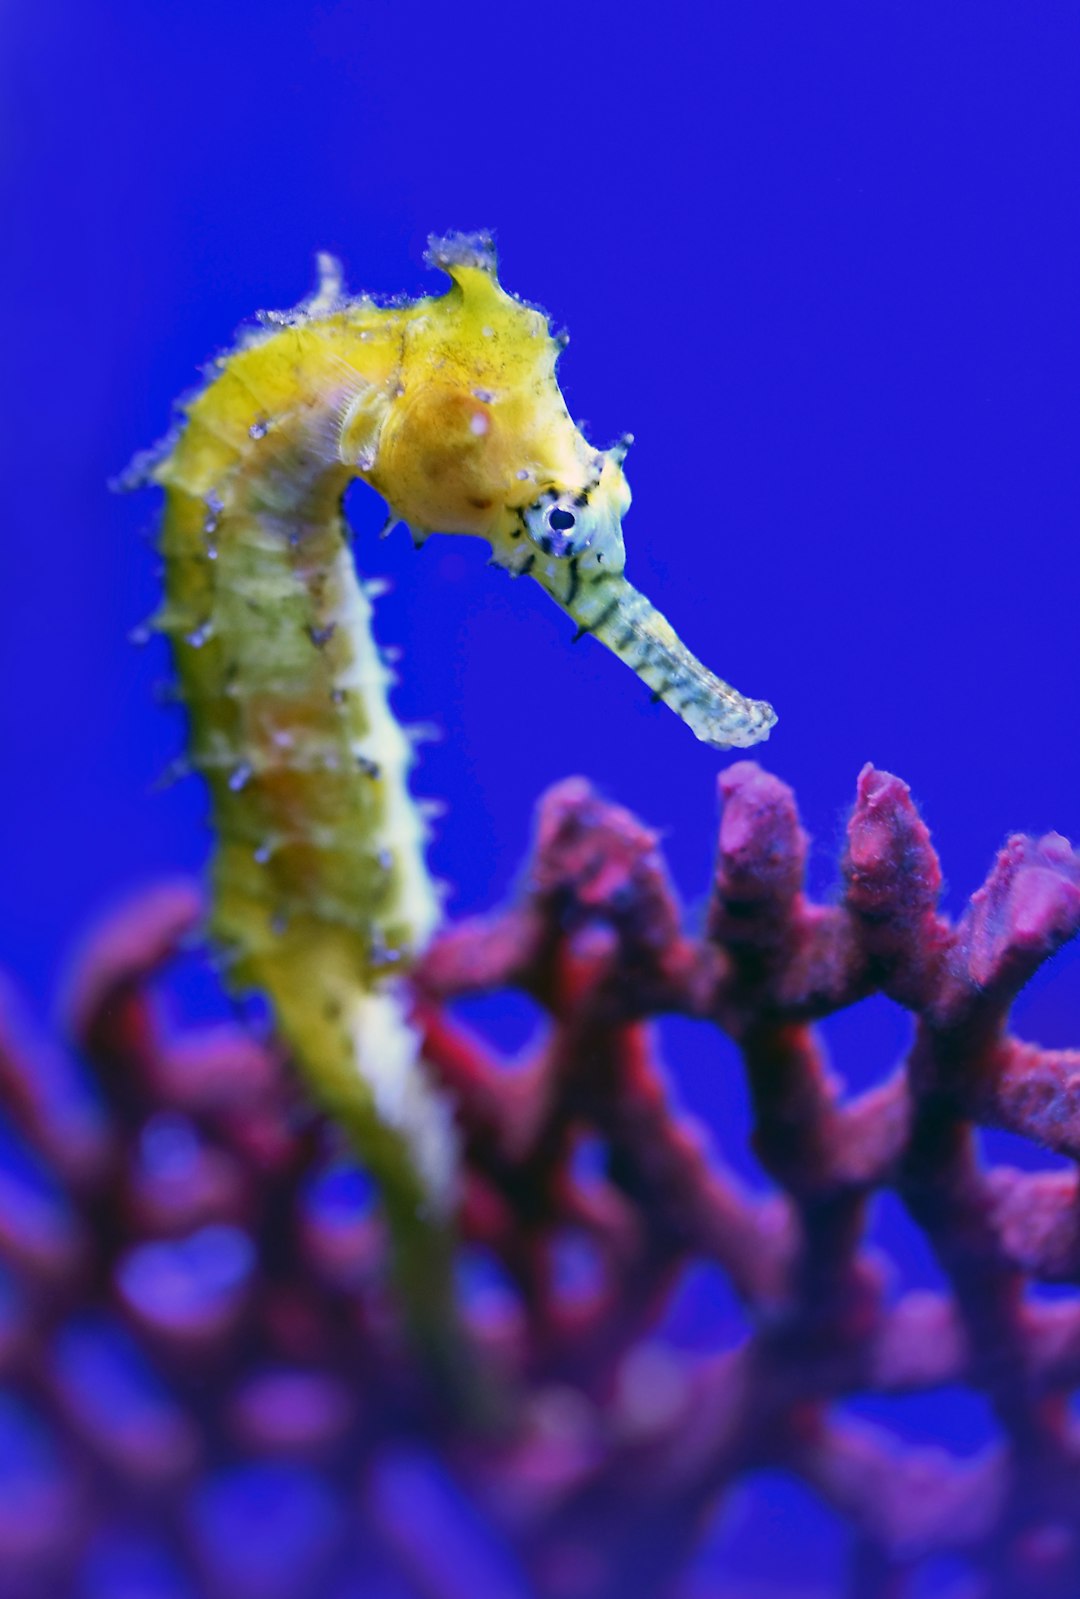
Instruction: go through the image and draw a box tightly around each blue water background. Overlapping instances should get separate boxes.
[1,3,1078,1591]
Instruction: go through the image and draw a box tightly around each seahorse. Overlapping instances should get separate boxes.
[141,232,774,1405]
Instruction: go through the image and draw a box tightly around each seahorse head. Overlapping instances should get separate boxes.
[359,233,631,579]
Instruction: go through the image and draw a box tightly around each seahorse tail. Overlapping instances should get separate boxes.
[252,940,492,1417]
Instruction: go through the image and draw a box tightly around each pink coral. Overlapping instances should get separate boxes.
[1,762,1079,1599]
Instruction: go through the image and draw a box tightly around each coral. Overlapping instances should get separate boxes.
[2,761,1080,1599]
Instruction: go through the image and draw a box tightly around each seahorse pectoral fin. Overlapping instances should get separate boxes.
[340,383,392,475]
[543,569,777,751]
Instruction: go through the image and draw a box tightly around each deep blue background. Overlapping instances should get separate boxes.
[2,2,1079,1590]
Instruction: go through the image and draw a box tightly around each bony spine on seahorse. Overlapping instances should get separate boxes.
[143,232,774,1412]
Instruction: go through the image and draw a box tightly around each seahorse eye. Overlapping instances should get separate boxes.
[522,495,592,558]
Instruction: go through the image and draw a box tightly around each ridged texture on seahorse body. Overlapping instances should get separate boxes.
[144,232,774,1408]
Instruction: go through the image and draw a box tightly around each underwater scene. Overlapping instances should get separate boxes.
[2,4,1078,1596]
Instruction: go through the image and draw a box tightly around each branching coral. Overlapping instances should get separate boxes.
[1,762,1079,1598]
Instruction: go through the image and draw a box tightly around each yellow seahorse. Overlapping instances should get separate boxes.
[142,232,774,1405]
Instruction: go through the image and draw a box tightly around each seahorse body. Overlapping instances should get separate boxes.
[147,233,773,1399]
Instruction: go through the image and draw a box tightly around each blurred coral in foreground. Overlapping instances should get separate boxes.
[2,762,1080,1599]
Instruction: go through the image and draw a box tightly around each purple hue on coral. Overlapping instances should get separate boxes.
[0,765,1079,1597]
